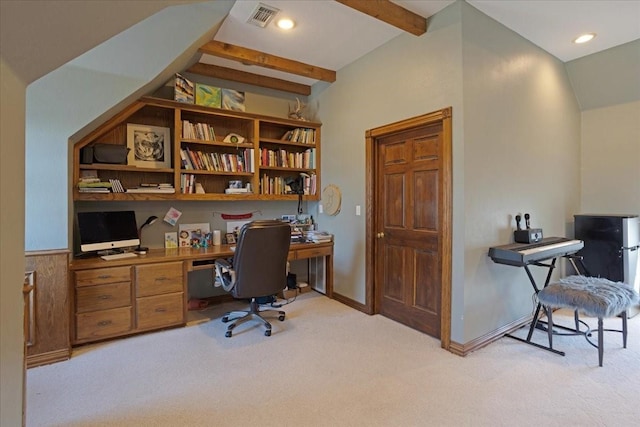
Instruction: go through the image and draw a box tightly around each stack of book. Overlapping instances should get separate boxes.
[304,230,333,243]
[77,172,112,193]
[126,183,175,194]
[224,187,250,194]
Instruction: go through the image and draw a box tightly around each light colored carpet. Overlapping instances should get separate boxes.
[27,292,640,427]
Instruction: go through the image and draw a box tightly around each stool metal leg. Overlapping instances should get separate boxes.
[598,317,604,367]
[546,306,554,349]
[622,311,628,348]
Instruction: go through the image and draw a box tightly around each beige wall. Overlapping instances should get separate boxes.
[313,2,464,306]
[0,57,27,427]
[314,1,582,343]
[580,100,640,215]
[460,4,581,340]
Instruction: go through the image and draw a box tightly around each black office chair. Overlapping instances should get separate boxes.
[214,220,291,337]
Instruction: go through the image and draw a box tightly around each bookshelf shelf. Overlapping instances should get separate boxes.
[72,96,321,201]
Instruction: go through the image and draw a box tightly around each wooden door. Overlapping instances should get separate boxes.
[366,108,452,344]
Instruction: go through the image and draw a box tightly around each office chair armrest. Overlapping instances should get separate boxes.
[214,258,236,292]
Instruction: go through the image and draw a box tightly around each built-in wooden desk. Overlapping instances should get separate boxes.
[69,242,333,345]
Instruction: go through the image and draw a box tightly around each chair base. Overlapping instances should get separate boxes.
[222,298,285,337]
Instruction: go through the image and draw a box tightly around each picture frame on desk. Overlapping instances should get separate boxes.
[225,233,236,244]
[127,124,171,169]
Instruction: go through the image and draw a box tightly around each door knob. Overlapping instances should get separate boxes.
[377,232,385,238]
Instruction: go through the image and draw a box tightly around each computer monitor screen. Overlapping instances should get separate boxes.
[77,210,140,253]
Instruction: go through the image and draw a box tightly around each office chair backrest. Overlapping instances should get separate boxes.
[231,220,292,299]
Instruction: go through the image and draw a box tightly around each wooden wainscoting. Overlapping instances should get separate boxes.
[25,250,71,368]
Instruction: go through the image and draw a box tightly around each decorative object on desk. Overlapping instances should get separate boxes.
[223,133,245,144]
[213,230,222,245]
[225,232,236,244]
[174,73,194,104]
[164,232,178,249]
[127,124,171,169]
[321,184,342,216]
[163,207,182,226]
[221,89,245,111]
[226,220,251,238]
[288,97,307,121]
[136,215,158,253]
[178,223,211,248]
[195,83,221,108]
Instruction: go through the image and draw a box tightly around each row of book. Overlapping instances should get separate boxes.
[259,173,317,195]
[260,147,315,169]
[180,174,199,194]
[281,128,316,144]
[180,147,254,173]
[181,120,217,142]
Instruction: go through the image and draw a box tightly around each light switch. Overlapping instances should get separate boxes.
[319,204,324,214]
[356,205,361,216]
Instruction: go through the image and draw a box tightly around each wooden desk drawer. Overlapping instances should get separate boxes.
[76,282,131,313]
[75,266,131,287]
[76,307,132,341]
[136,293,184,330]
[136,262,184,297]
[295,245,332,259]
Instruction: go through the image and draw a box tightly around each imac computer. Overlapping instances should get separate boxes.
[77,210,140,255]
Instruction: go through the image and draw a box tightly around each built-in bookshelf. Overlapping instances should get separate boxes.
[72,96,321,201]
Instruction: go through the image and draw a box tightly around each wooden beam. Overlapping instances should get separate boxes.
[199,41,336,83]
[187,63,311,96]
[335,0,426,36]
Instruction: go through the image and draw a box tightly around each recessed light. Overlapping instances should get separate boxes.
[573,33,596,44]
[276,18,295,30]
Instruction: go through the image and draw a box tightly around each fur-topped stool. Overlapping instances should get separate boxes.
[536,275,639,366]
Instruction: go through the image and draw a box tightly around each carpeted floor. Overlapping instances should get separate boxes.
[27,292,640,426]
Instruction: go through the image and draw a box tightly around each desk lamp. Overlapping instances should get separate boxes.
[136,215,158,254]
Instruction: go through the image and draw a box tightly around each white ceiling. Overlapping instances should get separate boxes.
[202,0,640,86]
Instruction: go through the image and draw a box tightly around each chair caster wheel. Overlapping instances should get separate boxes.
[225,331,232,338]
[222,316,229,323]
[278,314,285,321]
[265,330,271,337]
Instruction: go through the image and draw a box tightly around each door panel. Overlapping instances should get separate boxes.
[375,124,443,338]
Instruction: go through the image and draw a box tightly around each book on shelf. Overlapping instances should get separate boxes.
[126,185,175,194]
[224,187,250,194]
[78,187,111,193]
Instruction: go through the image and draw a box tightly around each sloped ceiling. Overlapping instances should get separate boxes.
[0,0,206,84]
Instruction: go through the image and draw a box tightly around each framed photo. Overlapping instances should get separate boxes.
[127,124,171,169]
[225,233,236,244]
[178,223,211,248]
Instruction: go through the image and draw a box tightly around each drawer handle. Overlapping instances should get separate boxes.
[98,275,112,279]
[97,320,112,327]
[156,277,169,281]
[155,307,167,313]
[98,295,112,300]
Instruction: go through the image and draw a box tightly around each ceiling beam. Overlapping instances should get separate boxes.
[187,63,311,96]
[198,41,336,83]
[335,0,426,36]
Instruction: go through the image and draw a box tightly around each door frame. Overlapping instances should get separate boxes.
[364,107,452,349]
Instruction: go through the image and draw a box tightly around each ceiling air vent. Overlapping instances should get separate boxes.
[247,3,280,28]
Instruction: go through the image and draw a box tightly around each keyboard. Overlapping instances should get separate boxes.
[101,252,138,261]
